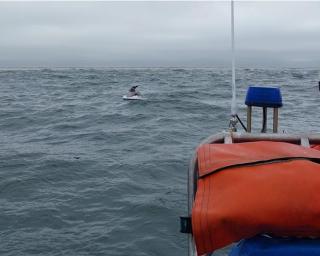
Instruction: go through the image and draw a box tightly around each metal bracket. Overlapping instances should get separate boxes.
[300,137,310,148]
[180,216,192,234]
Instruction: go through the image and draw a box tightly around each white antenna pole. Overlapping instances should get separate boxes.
[231,0,237,116]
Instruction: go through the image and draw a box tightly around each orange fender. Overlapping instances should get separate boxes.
[192,142,320,255]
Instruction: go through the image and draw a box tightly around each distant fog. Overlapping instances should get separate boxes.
[0,1,319,68]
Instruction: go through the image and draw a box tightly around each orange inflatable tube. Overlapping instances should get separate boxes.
[312,145,320,151]
[192,141,320,255]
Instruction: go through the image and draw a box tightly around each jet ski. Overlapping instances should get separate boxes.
[122,95,143,100]
[123,85,143,100]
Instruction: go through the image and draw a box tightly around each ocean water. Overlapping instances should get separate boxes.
[0,68,319,256]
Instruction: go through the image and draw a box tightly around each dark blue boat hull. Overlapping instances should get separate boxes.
[230,235,320,256]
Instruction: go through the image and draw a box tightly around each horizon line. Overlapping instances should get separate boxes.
[0,65,319,70]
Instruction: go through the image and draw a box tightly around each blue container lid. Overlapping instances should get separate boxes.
[245,86,282,108]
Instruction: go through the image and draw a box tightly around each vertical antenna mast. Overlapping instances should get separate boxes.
[231,0,237,116]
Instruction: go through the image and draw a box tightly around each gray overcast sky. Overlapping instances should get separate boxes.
[0,1,319,68]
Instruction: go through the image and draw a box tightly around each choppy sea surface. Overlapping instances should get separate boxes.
[0,68,319,256]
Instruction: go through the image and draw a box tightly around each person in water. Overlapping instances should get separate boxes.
[127,85,140,97]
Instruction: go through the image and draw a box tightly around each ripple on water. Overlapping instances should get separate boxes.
[0,68,318,255]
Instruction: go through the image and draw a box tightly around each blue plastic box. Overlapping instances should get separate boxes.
[245,86,282,108]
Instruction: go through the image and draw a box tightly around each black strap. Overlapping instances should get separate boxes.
[180,216,192,233]
[236,114,247,132]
